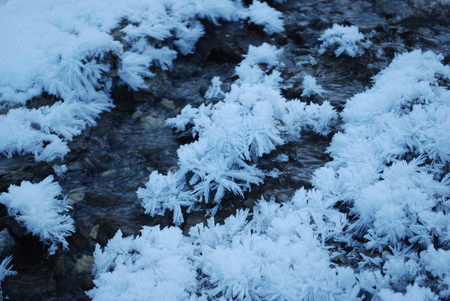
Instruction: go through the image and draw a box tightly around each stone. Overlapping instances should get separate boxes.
[161,98,175,109]
[0,229,19,258]
[74,255,95,274]
[140,114,166,131]
[373,0,450,25]
[89,225,100,240]
[67,187,86,207]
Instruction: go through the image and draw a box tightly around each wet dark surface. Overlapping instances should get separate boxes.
[2,0,450,299]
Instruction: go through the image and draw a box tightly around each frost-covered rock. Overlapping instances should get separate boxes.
[318,24,372,57]
[138,43,337,225]
[0,176,74,255]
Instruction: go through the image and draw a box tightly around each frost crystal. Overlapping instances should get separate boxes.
[0,176,75,254]
[313,50,450,298]
[318,24,372,57]
[301,75,326,97]
[0,256,16,298]
[96,48,450,301]
[0,0,285,162]
[88,227,197,301]
[90,192,358,301]
[139,43,337,225]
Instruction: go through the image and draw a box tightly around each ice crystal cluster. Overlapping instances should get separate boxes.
[312,49,450,300]
[0,0,286,294]
[91,50,450,300]
[0,256,16,297]
[0,176,75,255]
[137,43,337,225]
[0,0,449,298]
[0,0,284,161]
[318,24,372,57]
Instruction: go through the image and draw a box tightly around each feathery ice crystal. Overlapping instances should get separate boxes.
[137,43,337,225]
[93,50,450,300]
[0,176,75,255]
[318,23,372,57]
[0,0,284,161]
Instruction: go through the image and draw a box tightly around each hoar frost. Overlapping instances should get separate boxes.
[137,43,337,225]
[89,192,358,301]
[318,24,372,57]
[312,50,450,299]
[0,0,284,162]
[301,75,326,97]
[0,175,74,255]
[93,49,450,301]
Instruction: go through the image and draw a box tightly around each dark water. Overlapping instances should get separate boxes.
[2,0,450,299]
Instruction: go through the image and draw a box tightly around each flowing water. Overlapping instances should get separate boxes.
[2,0,450,299]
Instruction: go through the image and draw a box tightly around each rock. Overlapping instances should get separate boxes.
[161,98,175,109]
[0,229,19,258]
[140,114,166,131]
[74,255,94,274]
[53,255,74,279]
[89,225,100,240]
[67,187,86,207]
